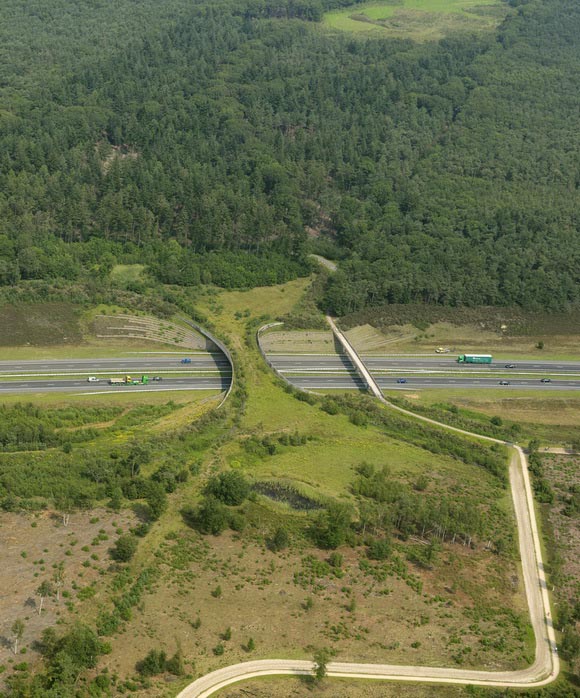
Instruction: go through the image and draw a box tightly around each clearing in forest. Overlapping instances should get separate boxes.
[323,0,510,41]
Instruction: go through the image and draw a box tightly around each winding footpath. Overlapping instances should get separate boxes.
[176,319,559,697]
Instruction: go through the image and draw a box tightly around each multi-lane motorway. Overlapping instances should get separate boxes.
[1,351,580,396]
[0,354,231,395]
[267,353,580,391]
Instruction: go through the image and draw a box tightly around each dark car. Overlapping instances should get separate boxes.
[152,376,163,381]
[180,358,192,364]
[499,380,511,385]
[396,378,408,384]
[540,378,551,383]
[505,364,516,369]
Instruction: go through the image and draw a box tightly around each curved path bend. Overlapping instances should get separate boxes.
[176,320,559,698]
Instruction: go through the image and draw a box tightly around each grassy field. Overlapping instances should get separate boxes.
[260,329,336,354]
[322,0,508,41]
[541,454,580,604]
[198,278,311,336]
[402,389,580,444]
[215,676,480,697]
[0,388,220,409]
[0,302,83,347]
[110,263,146,284]
[346,321,580,360]
[220,379,500,498]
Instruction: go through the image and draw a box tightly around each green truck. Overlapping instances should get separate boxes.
[108,375,149,385]
[456,354,492,364]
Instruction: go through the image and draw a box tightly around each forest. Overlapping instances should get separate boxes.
[1,0,580,309]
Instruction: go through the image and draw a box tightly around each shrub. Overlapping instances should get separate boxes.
[367,537,392,560]
[145,481,167,521]
[312,503,353,549]
[211,585,222,598]
[166,648,185,676]
[267,527,289,552]
[110,534,138,562]
[205,471,250,506]
[136,649,166,677]
[328,552,343,568]
[183,496,228,535]
[349,411,367,427]
[228,511,246,532]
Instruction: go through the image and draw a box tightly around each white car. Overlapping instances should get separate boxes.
[87,376,100,383]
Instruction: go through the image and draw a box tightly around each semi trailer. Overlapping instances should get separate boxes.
[456,354,492,364]
[108,375,149,385]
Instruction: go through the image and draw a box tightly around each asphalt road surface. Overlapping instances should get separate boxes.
[0,376,229,395]
[0,353,232,395]
[0,355,229,375]
[287,375,580,391]
[267,353,580,391]
[269,354,580,373]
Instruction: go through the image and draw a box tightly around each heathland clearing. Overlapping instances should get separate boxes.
[323,0,508,40]
[405,390,580,444]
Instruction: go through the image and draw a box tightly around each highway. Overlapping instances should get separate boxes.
[269,354,580,373]
[0,355,229,375]
[0,354,232,395]
[0,376,229,395]
[267,353,580,391]
[288,375,580,391]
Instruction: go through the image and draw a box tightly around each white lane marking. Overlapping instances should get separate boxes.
[271,366,580,377]
[76,387,224,395]
[0,370,230,379]
[127,351,219,355]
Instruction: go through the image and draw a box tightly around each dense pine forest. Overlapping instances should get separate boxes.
[1,0,580,310]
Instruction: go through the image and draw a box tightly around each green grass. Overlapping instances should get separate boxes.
[205,675,470,697]
[198,277,311,336]
[200,282,510,505]
[109,264,145,284]
[0,388,219,408]
[403,388,580,443]
[342,309,580,360]
[323,0,508,40]
[0,344,208,360]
